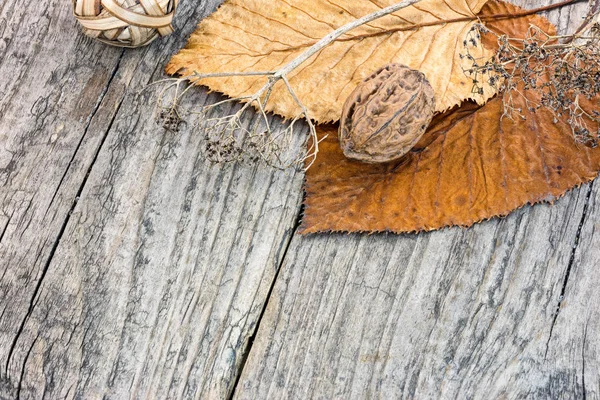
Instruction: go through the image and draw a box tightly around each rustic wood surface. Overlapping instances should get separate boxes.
[0,0,598,399]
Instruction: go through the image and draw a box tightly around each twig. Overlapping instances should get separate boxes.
[160,0,424,169]
[264,0,581,53]
[331,0,582,44]
[567,0,600,41]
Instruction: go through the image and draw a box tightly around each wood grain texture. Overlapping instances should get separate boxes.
[235,2,600,398]
[0,0,304,398]
[236,193,596,398]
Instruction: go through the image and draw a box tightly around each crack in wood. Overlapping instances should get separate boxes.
[4,51,126,379]
[545,181,594,359]
[228,207,303,400]
[43,51,126,219]
[0,213,11,245]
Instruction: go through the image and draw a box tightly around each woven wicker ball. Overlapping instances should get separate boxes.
[73,0,179,48]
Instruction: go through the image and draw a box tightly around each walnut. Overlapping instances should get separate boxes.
[339,64,436,163]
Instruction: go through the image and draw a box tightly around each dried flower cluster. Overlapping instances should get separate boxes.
[199,100,302,166]
[462,23,600,146]
[152,74,313,169]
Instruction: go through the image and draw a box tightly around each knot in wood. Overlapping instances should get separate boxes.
[73,0,179,48]
[339,63,436,163]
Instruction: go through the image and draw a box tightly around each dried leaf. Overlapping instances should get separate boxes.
[300,3,600,233]
[166,0,496,122]
[301,100,600,233]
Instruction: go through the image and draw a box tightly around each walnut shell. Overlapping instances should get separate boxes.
[339,64,436,163]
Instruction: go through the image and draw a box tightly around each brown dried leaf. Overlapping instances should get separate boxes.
[300,4,600,233]
[166,0,495,122]
[301,98,600,233]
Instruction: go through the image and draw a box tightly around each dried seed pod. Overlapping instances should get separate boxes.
[339,64,436,163]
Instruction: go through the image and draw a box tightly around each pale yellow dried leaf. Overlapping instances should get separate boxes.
[166,0,495,122]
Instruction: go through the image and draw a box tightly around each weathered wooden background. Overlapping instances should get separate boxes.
[0,0,598,398]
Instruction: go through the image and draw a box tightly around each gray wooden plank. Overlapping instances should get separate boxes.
[0,0,129,390]
[0,0,304,398]
[236,194,595,399]
[235,2,600,398]
[2,93,304,399]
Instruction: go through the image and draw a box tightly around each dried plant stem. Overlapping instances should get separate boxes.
[568,0,600,40]
[247,0,424,167]
[337,0,581,43]
[163,0,424,169]
[274,0,582,53]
